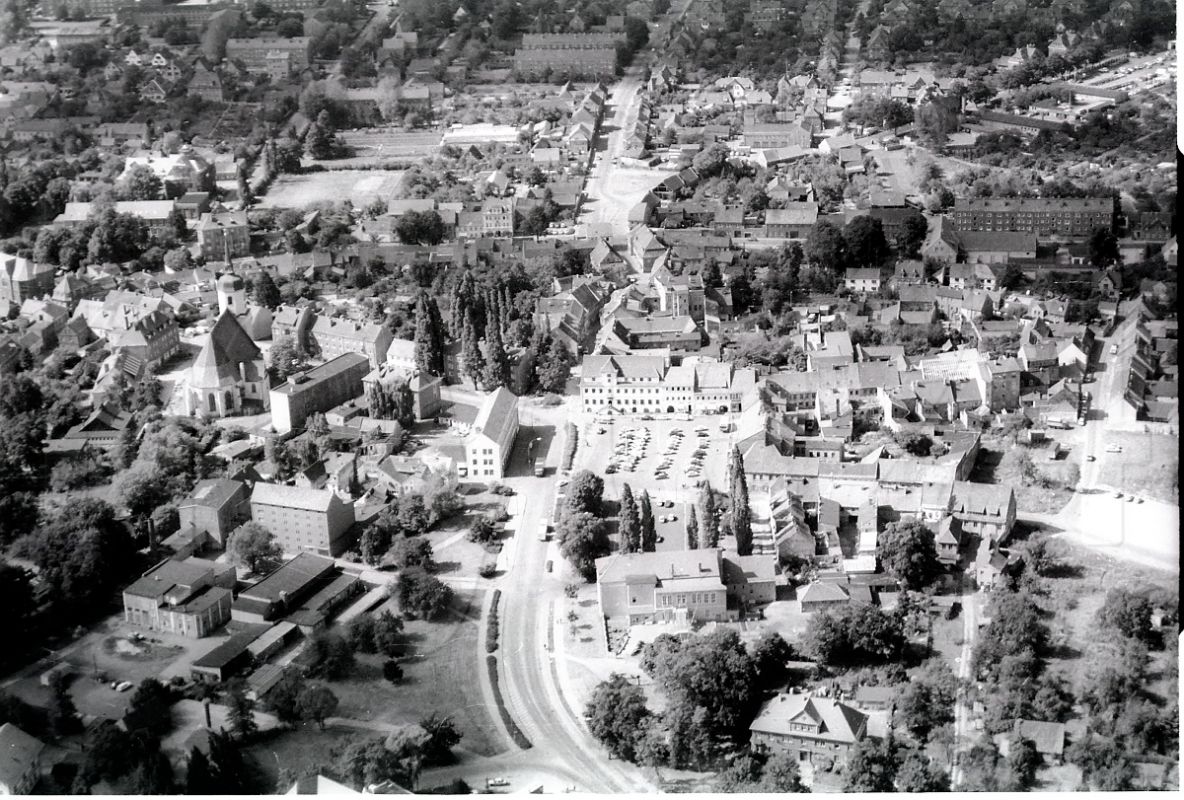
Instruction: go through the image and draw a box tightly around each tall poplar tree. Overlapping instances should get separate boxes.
[728,446,753,556]
[413,291,445,377]
[639,490,656,552]
[687,505,699,550]
[480,314,511,390]
[699,481,720,548]
[461,309,484,389]
[618,484,640,553]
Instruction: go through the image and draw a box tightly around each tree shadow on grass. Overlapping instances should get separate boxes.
[1043,641,1083,660]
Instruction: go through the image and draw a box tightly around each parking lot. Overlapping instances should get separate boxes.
[574,416,738,509]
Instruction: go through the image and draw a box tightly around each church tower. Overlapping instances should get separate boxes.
[217,271,246,315]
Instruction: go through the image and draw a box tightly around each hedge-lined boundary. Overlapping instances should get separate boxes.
[562,422,578,471]
[486,589,501,653]
[485,654,532,750]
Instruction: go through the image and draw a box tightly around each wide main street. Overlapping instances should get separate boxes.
[438,391,654,793]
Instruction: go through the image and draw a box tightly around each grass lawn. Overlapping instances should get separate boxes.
[323,586,504,758]
[256,170,405,209]
[244,724,360,791]
[1096,431,1179,503]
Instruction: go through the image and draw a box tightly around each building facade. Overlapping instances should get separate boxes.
[952,196,1116,238]
[249,482,355,556]
[270,352,371,434]
[464,387,520,480]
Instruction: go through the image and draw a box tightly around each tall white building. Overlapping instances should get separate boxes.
[464,388,520,480]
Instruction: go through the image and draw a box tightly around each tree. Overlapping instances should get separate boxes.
[686,505,699,550]
[896,660,957,740]
[1068,732,1134,791]
[124,678,175,738]
[751,632,794,691]
[895,748,950,792]
[1088,227,1120,268]
[805,219,847,270]
[418,713,462,765]
[398,566,453,620]
[647,629,759,742]
[617,484,640,553]
[480,316,510,390]
[48,669,81,735]
[412,292,446,377]
[383,659,404,684]
[395,210,445,245]
[306,110,336,160]
[15,498,134,618]
[638,490,656,552]
[115,462,169,520]
[535,334,573,394]
[972,590,1048,681]
[804,603,907,667]
[914,100,958,149]
[699,482,719,548]
[118,163,163,201]
[252,272,282,309]
[335,737,415,792]
[226,680,258,740]
[389,537,434,570]
[269,335,310,380]
[226,522,283,575]
[1095,588,1154,643]
[1007,735,1040,788]
[460,309,484,389]
[844,736,898,792]
[843,215,889,267]
[556,510,610,582]
[264,668,307,724]
[565,470,605,516]
[586,674,650,762]
[728,447,752,556]
[304,632,355,680]
[296,683,339,730]
[0,0,28,45]
[878,520,942,591]
[756,751,807,791]
[185,747,218,793]
[895,213,928,258]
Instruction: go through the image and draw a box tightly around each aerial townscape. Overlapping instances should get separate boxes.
[0,0,1177,793]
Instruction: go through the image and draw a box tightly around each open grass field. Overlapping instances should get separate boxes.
[323,586,503,759]
[1096,430,1179,504]
[256,169,405,209]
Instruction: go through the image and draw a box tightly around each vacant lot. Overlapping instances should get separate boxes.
[257,169,405,209]
[324,587,503,759]
[970,438,1077,512]
[1097,431,1178,504]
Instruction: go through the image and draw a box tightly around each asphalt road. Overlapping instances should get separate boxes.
[494,403,653,793]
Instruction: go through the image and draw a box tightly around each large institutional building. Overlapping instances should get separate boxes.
[580,355,758,416]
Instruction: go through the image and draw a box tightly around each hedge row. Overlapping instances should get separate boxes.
[485,654,533,750]
[562,422,578,471]
[486,589,501,653]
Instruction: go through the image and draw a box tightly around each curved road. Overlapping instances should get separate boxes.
[495,405,653,794]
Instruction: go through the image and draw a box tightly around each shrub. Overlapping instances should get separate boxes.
[486,589,501,653]
[478,562,497,579]
[486,654,531,750]
[562,422,578,471]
